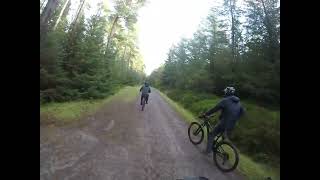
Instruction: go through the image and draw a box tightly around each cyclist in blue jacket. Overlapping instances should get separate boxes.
[199,86,245,155]
[139,82,151,105]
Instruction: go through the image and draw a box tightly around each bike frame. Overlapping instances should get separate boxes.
[199,116,225,151]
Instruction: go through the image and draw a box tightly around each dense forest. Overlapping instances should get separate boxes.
[40,0,146,103]
[149,0,279,107]
[148,0,280,167]
[40,0,280,174]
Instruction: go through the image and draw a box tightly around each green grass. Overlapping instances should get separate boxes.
[238,154,279,180]
[158,90,194,124]
[158,88,280,180]
[40,86,139,125]
[112,86,139,102]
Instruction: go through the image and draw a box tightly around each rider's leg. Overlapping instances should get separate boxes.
[140,95,143,105]
[223,129,232,141]
[206,131,215,154]
[146,94,149,104]
[205,124,224,154]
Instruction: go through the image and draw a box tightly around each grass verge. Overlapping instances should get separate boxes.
[158,89,280,180]
[40,86,139,126]
[158,90,194,124]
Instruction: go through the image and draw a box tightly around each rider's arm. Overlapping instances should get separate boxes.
[204,100,225,116]
[139,86,143,92]
[148,87,151,93]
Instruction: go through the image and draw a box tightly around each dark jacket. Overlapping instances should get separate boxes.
[205,95,245,130]
[140,85,151,95]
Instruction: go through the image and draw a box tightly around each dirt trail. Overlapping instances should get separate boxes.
[40,89,244,180]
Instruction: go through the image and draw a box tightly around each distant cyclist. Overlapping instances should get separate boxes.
[199,86,245,155]
[139,82,151,105]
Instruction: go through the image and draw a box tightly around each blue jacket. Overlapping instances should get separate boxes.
[205,95,245,130]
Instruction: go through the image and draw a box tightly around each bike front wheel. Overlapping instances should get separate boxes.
[213,141,239,172]
[188,122,204,145]
[141,97,146,111]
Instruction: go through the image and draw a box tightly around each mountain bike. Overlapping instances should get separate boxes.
[188,115,239,172]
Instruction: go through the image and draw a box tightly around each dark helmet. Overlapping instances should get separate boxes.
[224,86,235,96]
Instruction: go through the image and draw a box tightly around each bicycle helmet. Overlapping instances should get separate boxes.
[224,86,235,96]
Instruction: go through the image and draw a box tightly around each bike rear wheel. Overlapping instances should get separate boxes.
[213,141,239,172]
[188,122,204,145]
[141,96,146,111]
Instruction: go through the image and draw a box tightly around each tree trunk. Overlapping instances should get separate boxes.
[53,0,71,30]
[128,51,133,70]
[122,46,128,79]
[106,16,120,50]
[40,0,59,40]
[40,0,47,12]
[40,0,59,25]
[229,0,236,62]
[260,0,278,63]
[70,0,86,32]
